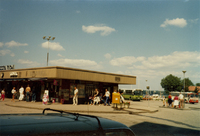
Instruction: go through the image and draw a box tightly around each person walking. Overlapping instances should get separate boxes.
[178,93,184,109]
[31,86,36,102]
[0,88,5,101]
[168,93,172,107]
[103,89,110,106]
[11,87,16,102]
[19,86,24,101]
[73,86,78,105]
[25,85,31,102]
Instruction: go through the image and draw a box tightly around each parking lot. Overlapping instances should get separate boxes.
[0,99,200,136]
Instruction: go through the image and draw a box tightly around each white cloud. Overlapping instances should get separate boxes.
[104,53,112,59]
[82,25,116,36]
[50,58,103,70]
[0,49,14,57]
[5,40,28,47]
[160,18,187,28]
[189,18,199,24]
[18,59,40,67]
[0,49,11,56]
[10,53,15,57]
[24,51,29,54]
[0,42,3,47]
[41,41,65,51]
[58,54,64,57]
[120,51,200,70]
[76,10,80,13]
[110,56,145,66]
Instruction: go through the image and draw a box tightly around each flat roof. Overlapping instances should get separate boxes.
[0,66,136,85]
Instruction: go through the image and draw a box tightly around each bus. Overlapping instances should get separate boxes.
[120,89,143,101]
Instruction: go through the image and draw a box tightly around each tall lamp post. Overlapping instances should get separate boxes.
[182,71,186,92]
[43,36,55,66]
[182,70,186,108]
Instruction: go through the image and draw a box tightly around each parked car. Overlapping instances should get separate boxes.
[0,108,135,136]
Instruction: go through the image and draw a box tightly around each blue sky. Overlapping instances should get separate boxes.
[0,0,199,90]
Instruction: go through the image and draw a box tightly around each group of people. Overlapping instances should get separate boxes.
[88,89,111,106]
[73,87,113,106]
[163,92,184,108]
[9,85,36,102]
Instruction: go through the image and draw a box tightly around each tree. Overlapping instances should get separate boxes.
[196,83,200,86]
[181,78,194,92]
[194,87,199,94]
[160,74,182,94]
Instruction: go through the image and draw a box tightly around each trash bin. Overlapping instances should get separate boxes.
[112,93,120,104]
[52,98,55,103]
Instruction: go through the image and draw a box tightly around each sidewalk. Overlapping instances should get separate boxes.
[1,98,158,114]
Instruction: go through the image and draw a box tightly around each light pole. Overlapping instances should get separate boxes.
[43,36,55,66]
[182,71,186,92]
[182,70,186,108]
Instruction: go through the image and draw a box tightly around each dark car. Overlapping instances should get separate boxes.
[0,108,135,136]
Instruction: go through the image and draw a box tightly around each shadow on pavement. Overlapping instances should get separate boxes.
[130,122,200,136]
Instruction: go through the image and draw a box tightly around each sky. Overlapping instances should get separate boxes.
[0,0,199,91]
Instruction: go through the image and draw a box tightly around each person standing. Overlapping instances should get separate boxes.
[103,89,110,106]
[19,86,24,101]
[11,87,16,102]
[0,88,5,101]
[73,86,78,105]
[178,93,184,109]
[168,93,172,107]
[31,86,36,102]
[94,89,99,98]
[25,85,31,102]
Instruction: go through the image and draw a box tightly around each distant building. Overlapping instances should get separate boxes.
[188,86,200,93]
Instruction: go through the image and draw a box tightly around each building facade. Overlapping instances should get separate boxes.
[0,66,136,104]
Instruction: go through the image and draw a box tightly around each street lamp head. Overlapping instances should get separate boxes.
[182,71,186,74]
[48,36,51,38]
[47,38,50,40]
[43,36,46,39]
[52,37,55,40]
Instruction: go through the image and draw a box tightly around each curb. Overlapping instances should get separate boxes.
[5,103,158,114]
[159,106,191,110]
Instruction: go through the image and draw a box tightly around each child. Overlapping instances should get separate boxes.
[43,93,49,105]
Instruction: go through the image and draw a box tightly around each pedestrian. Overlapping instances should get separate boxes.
[173,94,179,108]
[162,96,166,107]
[73,86,78,105]
[168,93,172,107]
[94,88,99,98]
[11,87,16,102]
[31,86,36,102]
[0,88,5,101]
[120,92,125,103]
[25,85,31,102]
[19,86,24,101]
[103,89,110,106]
[178,93,184,109]
[43,92,48,105]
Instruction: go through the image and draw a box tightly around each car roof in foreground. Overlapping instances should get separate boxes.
[0,108,134,136]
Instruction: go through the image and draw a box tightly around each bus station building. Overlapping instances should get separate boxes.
[0,66,136,104]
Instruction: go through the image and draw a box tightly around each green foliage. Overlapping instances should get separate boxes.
[160,74,182,93]
[194,87,198,93]
[196,83,200,86]
[181,78,194,92]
